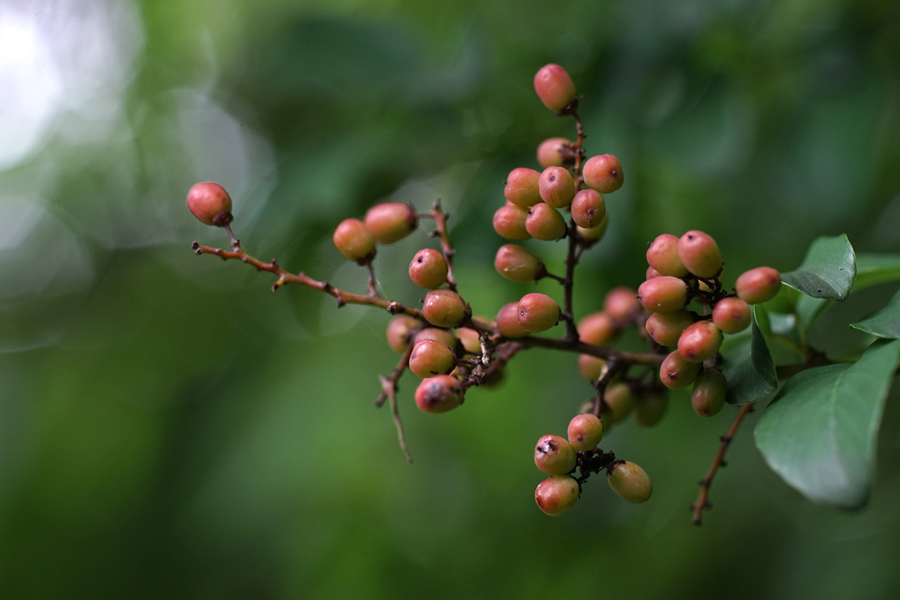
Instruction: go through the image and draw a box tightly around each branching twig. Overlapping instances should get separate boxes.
[562,111,589,343]
[375,343,415,463]
[423,200,459,292]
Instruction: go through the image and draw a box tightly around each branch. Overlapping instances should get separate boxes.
[514,335,664,367]
[561,111,588,343]
[422,200,459,292]
[375,343,416,463]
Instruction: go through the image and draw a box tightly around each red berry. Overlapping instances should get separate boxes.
[534,434,577,474]
[583,154,624,194]
[604,286,641,320]
[677,321,723,363]
[535,475,579,516]
[187,182,233,226]
[567,414,604,450]
[638,276,688,313]
[364,202,417,244]
[332,218,376,262]
[712,298,751,334]
[496,302,529,338]
[578,312,615,346]
[422,289,469,328]
[645,310,693,346]
[492,204,532,240]
[646,266,661,280]
[678,230,723,279]
[659,351,702,389]
[386,315,419,354]
[646,233,688,277]
[414,375,464,413]
[539,166,575,208]
[570,189,606,229]
[533,64,577,113]
[503,168,542,208]
[537,137,572,168]
[607,461,652,504]
[494,244,541,283]
[409,340,455,378]
[691,370,727,417]
[517,293,560,333]
[409,249,448,289]
[735,267,781,304]
[525,203,567,241]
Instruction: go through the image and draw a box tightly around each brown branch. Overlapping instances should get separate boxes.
[561,111,588,343]
[364,259,380,298]
[375,343,415,463]
[691,403,754,525]
[514,335,664,367]
[424,200,459,292]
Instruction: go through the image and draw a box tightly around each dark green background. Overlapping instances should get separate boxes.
[2,0,900,598]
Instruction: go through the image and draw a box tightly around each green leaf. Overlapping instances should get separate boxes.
[755,340,900,509]
[851,289,900,339]
[855,253,900,289]
[781,234,856,301]
[722,306,778,405]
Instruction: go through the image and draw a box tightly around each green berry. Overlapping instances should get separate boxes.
[645,310,693,346]
[332,218,377,262]
[659,350,702,389]
[677,321,723,363]
[409,340,455,378]
[634,391,669,428]
[646,233,688,277]
[583,154,624,194]
[571,189,606,229]
[504,168,542,208]
[533,64,577,113]
[386,315,419,354]
[187,182,234,226]
[409,249,448,289]
[691,370,727,417]
[414,375,464,413]
[604,286,641,320]
[525,203,566,241]
[422,289,469,328]
[678,230,723,279]
[492,204,532,240]
[712,298,751,334]
[534,434,577,474]
[539,166,575,208]
[567,414,604,450]
[517,293,560,332]
[638,276,688,313]
[364,202,417,244]
[607,461,652,504]
[735,267,781,304]
[537,137,572,168]
[578,354,607,382]
[535,475,579,516]
[494,244,541,283]
[578,311,615,346]
[496,302,529,338]
[604,382,635,423]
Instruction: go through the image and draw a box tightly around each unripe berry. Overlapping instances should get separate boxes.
[677,321,723,363]
[578,354,607,382]
[504,168,542,208]
[187,182,234,226]
[494,244,541,283]
[735,267,782,304]
[604,382,635,423]
[607,461,652,504]
[456,327,481,354]
[583,154,624,194]
[712,297,751,334]
[634,391,669,428]
[646,233,688,277]
[535,475,579,516]
[533,64,577,113]
[414,375,464,413]
[364,202,417,244]
[577,213,609,242]
[567,414,604,451]
[646,266,661,280]
[492,204,532,240]
[332,218,377,262]
[638,276,688,313]
[678,230,723,279]
[525,203,566,241]
[534,434,577,474]
[539,166,575,208]
[537,137,572,168]
[691,370,727,417]
[645,310,693,346]
[659,350,702,389]
[423,289,469,328]
[409,340,455,378]
[578,312,615,346]
[571,189,606,229]
[604,287,641,320]
[517,293,560,333]
[496,302,529,338]
[409,249,448,289]
[415,327,457,349]
[386,315,419,354]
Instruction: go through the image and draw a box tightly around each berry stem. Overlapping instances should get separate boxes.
[363,258,381,298]
[375,342,415,464]
[561,111,588,343]
[424,200,459,293]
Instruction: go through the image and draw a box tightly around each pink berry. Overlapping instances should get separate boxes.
[646,233,688,277]
[604,287,641,320]
[535,475,579,516]
[567,414,604,450]
[496,302,529,338]
[422,289,469,328]
[492,204,532,240]
[409,249,448,289]
[570,189,606,229]
[678,230,723,279]
[638,276,688,313]
[735,267,782,305]
[539,166,575,208]
[332,218,376,262]
[537,137,572,168]
[583,154,624,194]
[677,321,723,363]
[504,168,542,208]
[659,351,702,390]
[578,312,615,346]
[533,64,577,113]
[534,434,577,474]
[494,244,541,283]
[364,202,417,244]
[525,203,567,241]
[187,182,233,226]
[414,375,464,413]
[517,293,560,333]
[712,298,751,334]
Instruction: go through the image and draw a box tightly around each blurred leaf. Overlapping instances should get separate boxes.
[851,288,900,339]
[723,306,777,405]
[854,253,900,289]
[755,340,900,509]
[781,234,856,301]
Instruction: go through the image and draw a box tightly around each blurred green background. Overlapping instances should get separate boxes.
[1,0,900,598]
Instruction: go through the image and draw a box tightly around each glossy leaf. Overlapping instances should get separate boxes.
[755,340,900,509]
[722,306,777,405]
[855,253,900,289]
[781,234,856,301]
[851,289,900,340]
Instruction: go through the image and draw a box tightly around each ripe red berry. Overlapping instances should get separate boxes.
[503,168,542,208]
[604,382,635,423]
[634,391,669,428]
[604,287,641,320]
[677,321,723,363]
[414,375,465,413]
[570,189,606,229]
[691,370,727,417]
[537,137,572,168]
[567,414,604,450]
[409,339,455,378]
[496,302,529,338]
[187,182,233,226]
[386,315,419,354]
[492,204,532,240]
[678,230,723,279]
[422,289,469,328]
[535,475,579,516]
[712,297,751,334]
[415,327,457,349]
[659,350,702,389]
[332,218,377,262]
[534,434,577,474]
[577,213,609,242]
[364,202,418,244]
[578,312,615,346]
[583,154,624,194]
[638,276,688,313]
[517,293,560,332]
[646,233,688,277]
[494,244,541,283]
[607,461,652,504]
[539,166,575,208]
[409,249,448,289]
[525,203,567,241]
[645,310,694,346]
[533,64,577,113]
[578,354,607,382]
[735,267,782,305]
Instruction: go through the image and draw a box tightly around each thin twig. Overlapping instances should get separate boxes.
[375,343,415,463]
[364,259,380,298]
[562,111,588,343]
[425,200,459,292]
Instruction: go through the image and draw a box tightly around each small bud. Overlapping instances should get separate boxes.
[571,189,606,229]
[691,370,727,417]
[492,204,532,240]
[735,267,782,305]
[646,233,688,277]
[645,310,693,346]
[607,461,652,504]
[535,475,579,516]
[409,340,455,378]
[496,302,529,338]
[533,64,577,113]
[517,293,560,333]
[187,182,233,226]
[534,434,577,474]
[659,350,702,389]
[332,218,376,262]
[537,137,572,168]
[539,166,575,208]
[494,244,541,283]
[712,297,751,334]
[638,276,688,313]
[386,315,419,354]
[409,248,448,289]
[678,230,723,279]
[364,202,417,244]
[583,154,624,194]
[604,287,641,320]
[414,375,464,413]
[567,414,604,450]
[503,168,542,208]
[677,321,723,363]
[422,289,469,328]
[525,203,567,241]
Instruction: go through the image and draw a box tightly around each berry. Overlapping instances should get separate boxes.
[659,350,702,389]
[504,168,542,208]
[414,375,464,413]
[604,382,635,423]
[583,154,624,194]
[578,354,607,382]
[533,64,577,113]
[646,266,661,280]
[577,213,609,242]
[494,244,541,283]
[604,287,640,320]
[517,293,560,332]
[539,166,575,208]
[677,321,723,363]
[578,312,615,346]
[638,276,688,313]
[735,267,782,305]
[415,327,457,349]
[535,475,579,516]
[525,203,567,241]
[645,310,693,346]
[571,189,606,229]
[364,202,417,244]
[534,434,577,474]
[537,137,572,168]
[409,249,448,289]
[646,233,688,277]
[409,340,455,378]
[187,182,234,226]
[567,414,604,450]
[456,327,481,354]
[607,461,652,504]
[678,230,723,279]
[422,289,469,328]
[386,315,419,353]
[496,302,529,338]
[332,218,377,262]
[712,298,751,334]
[492,204,532,240]
[634,391,669,428]
[691,370,727,417]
